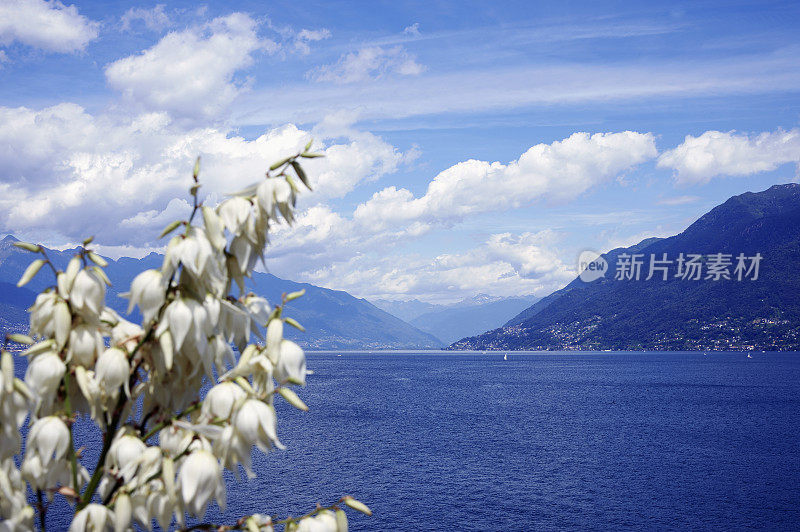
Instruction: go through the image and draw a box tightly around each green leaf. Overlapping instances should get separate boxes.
[269,156,293,171]
[87,251,107,267]
[300,152,324,158]
[291,161,312,190]
[18,259,45,287]
[82,236,94,246]
[285,289,305,301]
[13,242,41,253]
[278,387,309,411]
[304,138,314,152]
[159,220,183,238]
[284,317,305,332]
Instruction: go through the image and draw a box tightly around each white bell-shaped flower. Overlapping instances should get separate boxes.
[179,449,225,517]
[244,295,271,328]
[111,316,143,353]
[68,324,104,367]
[202,382,246,421]
[95,348,129,394]
[212,424,253,478]
[70,269,105,316]
[108,434,146,478]
[218,197,251,236]
[28,292,57,339]
[275,340,306,385]
[26,416,70,467]
[113,492,132,532]
[256,180,276,214]
[24,351,65,402]
[69,503,114,532]
[158,425,193,457]
[126,269,165,322]
[157,298,210,353]
[232,399,283,452]
[297,510,340,532]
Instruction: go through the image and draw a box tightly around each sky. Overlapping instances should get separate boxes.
[0,0,799,304]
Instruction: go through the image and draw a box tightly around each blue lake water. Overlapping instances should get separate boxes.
[33,351,800,530]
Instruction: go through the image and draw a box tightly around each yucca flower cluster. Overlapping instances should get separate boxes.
[0,147,371,531]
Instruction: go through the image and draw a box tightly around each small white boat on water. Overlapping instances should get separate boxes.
[747,353,753,359]
[503,353,508,361]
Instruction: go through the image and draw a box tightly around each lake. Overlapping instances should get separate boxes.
[40,351,800,530]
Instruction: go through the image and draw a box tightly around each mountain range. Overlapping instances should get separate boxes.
[373,294,539,345]
[450,183,800,351]
[0,236,441,350]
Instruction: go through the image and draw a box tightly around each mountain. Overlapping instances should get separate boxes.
[371,298,441,322]
[373,293,539,345]
[408,295,540,345]
[450,183,800,351]
[0,237,441,350]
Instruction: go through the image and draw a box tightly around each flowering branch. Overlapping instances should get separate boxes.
[0,144,371,531]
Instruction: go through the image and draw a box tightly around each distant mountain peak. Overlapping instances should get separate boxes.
[1,235,19,243]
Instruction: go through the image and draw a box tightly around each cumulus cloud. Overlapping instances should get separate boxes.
[0,0,99,52]
[279,230,574,303]
[293,28,331,55]
[105,13,272,121]
[0,104,407,246]
[262,134,657,301]
[353,131,657,234]
[657,128,800,184]
[308,45,425,83]
[120,4,171,32]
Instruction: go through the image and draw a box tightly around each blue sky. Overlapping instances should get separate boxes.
[1,0,799,303]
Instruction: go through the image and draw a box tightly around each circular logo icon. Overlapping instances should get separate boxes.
[578,250,608,282]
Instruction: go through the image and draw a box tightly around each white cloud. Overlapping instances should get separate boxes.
[120,4,171,32]
[657,128,800,184]
[260,133,656,301]
[308,45,425,83]
[0,104,407,246]
[0,0,99,52]
[403,23,421,37]
[105,13,272,121]
[293,28,331,55]
[280,230,574,303]
[237,49,800,126]
[353,131,657,234]
[656,195,700,206]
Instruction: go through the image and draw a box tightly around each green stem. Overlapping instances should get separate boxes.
[62,371,79,493]
[76,393,124,511]
[77,330,152,510]
[36,489,47,532]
